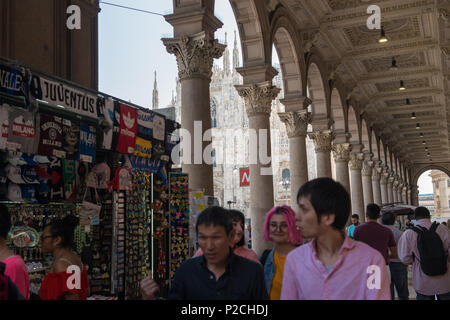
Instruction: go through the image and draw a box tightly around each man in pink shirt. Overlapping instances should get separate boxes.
[398,206,450,300]
[281,178,390,300]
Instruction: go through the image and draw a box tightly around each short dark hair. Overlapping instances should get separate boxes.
[229,209,245,247]
[0,204,11,239]
[297,178,350,230]
[366,203,380,219]
[414,206,430,220]
[45,215,79,248]
[381,212,395,225]
[351,214,359,219]
[195,206,233,235]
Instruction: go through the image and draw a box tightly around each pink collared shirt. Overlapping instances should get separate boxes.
[281,235,390,300]
[397,219,450,296]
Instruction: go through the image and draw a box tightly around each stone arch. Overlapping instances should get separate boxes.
[412,164,450,187]
[347,105,360,145]
[361,119,370,154]
[270,8,304,98]
[229,0,271,67]
[380,139,386,166]
[371,129,379,161]
[307,62,328,130]
[330,88,346,134]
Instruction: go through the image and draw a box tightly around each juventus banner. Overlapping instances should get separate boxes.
[30,74,99,118]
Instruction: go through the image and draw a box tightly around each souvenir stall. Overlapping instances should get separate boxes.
[0,58,188,300]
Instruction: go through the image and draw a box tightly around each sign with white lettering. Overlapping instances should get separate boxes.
[240,168,250,187]
[30,74,99,118]
[0,65,29,100]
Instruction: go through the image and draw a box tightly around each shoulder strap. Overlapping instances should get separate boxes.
[412,226,424,234]
[58,258,74,266]
[431,222,438,232]
[260,249,271,266]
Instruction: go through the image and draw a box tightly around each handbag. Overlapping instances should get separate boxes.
[79,185,101,226]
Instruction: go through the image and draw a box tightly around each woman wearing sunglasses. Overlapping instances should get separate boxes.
[39,215,90,300]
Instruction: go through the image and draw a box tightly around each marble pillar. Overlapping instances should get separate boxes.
[372,162,382,206]
[349,153,365,222]
[332,143,352,194]
[308,131,335,178]
[278,109,311,213]
[236,81,280,256]
[362,159,374,209]
[380,171,389,205]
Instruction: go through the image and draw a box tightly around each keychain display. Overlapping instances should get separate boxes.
[88,190,113,295]
[124,170,151,299]
[112,191,126,297]
[168,173,189,281]
[151,173,170,296]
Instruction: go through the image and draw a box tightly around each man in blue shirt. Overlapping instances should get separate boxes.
[347,214,359,238]
[140,206,268,300]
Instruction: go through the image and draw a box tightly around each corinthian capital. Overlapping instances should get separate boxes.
[278,110,311,138]
[349,153,364,170]
[362,160,374,176]
[162,31,226,80]
[308,130,335,153]
[332,143,352,162]
[235,82,280,117]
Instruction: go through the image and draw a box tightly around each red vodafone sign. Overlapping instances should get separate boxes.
[240,168,250,186]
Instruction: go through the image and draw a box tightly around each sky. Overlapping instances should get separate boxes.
[98,0,242,109]
[97,1,439,195]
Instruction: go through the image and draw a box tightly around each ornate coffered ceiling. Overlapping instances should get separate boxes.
[278,0,450,166]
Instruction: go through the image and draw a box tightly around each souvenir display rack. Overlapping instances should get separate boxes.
[85,189,113,296]
[168,172,190,284]
[124,170,152,299]
[150,173,170,297]
[112,190,126,298]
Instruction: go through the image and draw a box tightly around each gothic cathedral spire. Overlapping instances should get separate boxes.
[152,70,159,109]
[233,30,240,71]
[223,32,230,75]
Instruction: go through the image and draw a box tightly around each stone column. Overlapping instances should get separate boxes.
[362,158,374,209]
[393,179,398,203]
[411,185,419,206]
[380,171,389,205]
[236,81,280,256]
[441,177,449,210]
[407,185,412,205]
[372,162,382,206]
[349,153,365,222]
[308,131,335,178]
[402,185,408,204]
[278,108,311,212]
[332,143,352,193]
[163,13,225,198]
[387,175,394,204]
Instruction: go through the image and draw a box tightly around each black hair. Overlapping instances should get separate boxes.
[45,215,79,248]
[0,204,11,239]
[297,178,350,230]
[366,203,381,220]
[414,206,430,220]
[351,214,359,219]
[381,211,395,226]
[195,206,233,235]
[229,209,245,247]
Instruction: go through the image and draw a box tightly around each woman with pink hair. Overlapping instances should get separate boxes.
[260,205,303,300]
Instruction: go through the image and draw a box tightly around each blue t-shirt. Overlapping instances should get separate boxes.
[347,224,356,238]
